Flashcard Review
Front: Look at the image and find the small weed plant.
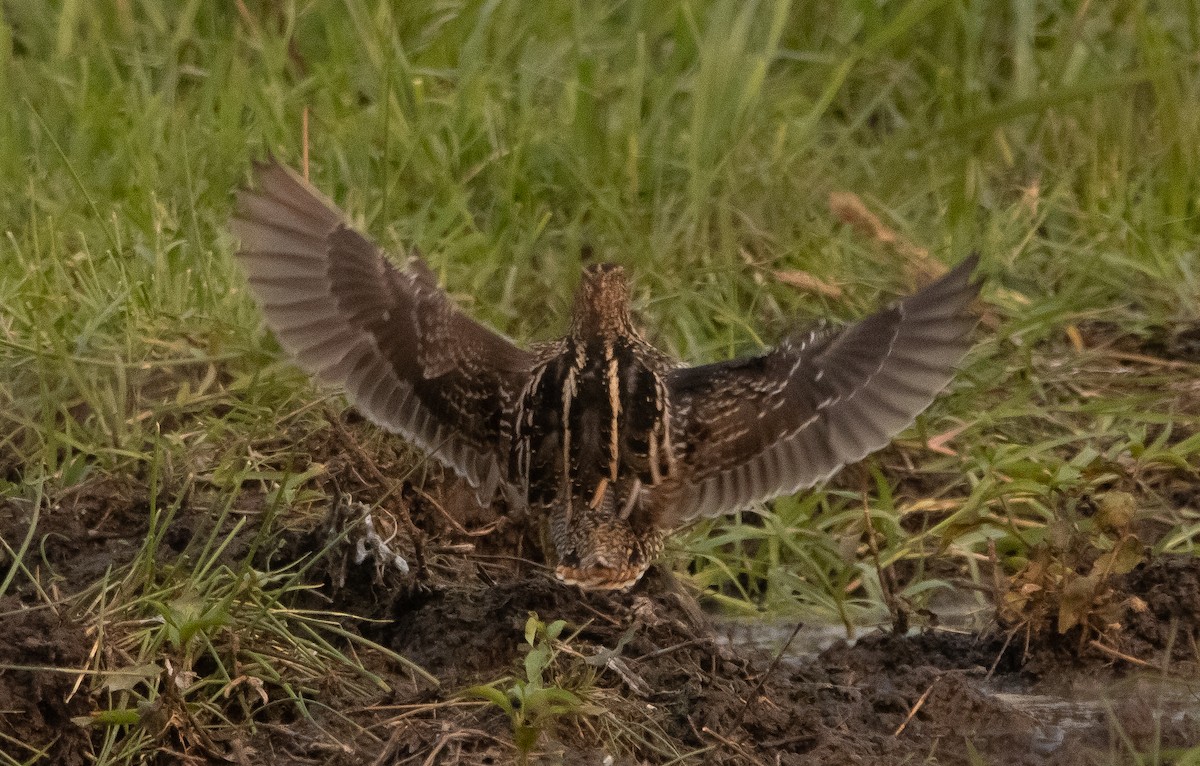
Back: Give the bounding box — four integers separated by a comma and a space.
465, 613, 597, 761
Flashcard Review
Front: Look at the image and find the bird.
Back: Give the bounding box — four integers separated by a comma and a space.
232, 158, 981, 591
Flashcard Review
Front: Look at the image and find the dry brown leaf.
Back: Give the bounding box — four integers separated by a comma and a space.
1089, 535, 1144, 578
773, 269, 844, 298
828, 191, 943, 279
829, 191, 895, 243
925, 422, 970, 456
1020, 178, 1041, 215
1096, 491, 1136, 533
1065, 324, 1085, 353
897, 498, 962, 515
1057, 574, 1098, 633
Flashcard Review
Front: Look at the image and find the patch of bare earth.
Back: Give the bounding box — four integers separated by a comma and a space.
3, 459, 1200, 764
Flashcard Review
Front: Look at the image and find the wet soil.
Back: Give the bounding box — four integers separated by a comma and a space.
3, 472, 1200, 765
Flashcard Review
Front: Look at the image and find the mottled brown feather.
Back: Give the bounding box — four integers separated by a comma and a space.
649, 254, 980, 524
232, 159, 533, 500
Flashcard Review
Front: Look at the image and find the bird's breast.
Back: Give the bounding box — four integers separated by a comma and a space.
513, 337, 672, 512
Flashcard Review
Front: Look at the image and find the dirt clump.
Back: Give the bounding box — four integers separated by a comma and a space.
0, 607, 93, 765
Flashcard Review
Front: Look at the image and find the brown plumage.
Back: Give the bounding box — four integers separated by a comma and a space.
232, 159, 981, 590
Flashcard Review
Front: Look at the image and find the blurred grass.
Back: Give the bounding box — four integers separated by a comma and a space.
3, 0, 1199, 630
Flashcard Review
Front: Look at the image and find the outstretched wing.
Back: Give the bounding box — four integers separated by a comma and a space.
232, 158, 534, 499
650, 255, 980, 525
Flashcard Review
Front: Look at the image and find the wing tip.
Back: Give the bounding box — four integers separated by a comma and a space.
955, 251, 984, 296
234, 154, 345, 229
923, 251, 983, 300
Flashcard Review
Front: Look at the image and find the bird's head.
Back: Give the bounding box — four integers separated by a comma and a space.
570, 263, 635, 340
548, 483, 663, 591
552, 517, 659, 591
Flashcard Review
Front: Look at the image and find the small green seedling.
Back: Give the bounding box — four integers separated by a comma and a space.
464, 613, 594, 761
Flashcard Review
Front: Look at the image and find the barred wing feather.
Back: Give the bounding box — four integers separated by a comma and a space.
232, 159, 533, 500
654, 255, 980, 525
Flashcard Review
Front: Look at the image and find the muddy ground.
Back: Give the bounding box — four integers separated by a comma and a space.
2, 460, 1200, 765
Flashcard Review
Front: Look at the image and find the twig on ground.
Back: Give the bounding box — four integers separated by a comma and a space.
893, 677, 938, 736
701, 725, 769, 766
1088, 639, 1153, 667
724, 621, 804, 738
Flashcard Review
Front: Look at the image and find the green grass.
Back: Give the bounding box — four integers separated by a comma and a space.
2, 0, 1200, 762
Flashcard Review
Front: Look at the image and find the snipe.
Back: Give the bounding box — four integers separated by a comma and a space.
233, 159, 981, 590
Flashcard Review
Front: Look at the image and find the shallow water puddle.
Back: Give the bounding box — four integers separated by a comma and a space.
989, 674, 1200, 755
716, 588, 993, 656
